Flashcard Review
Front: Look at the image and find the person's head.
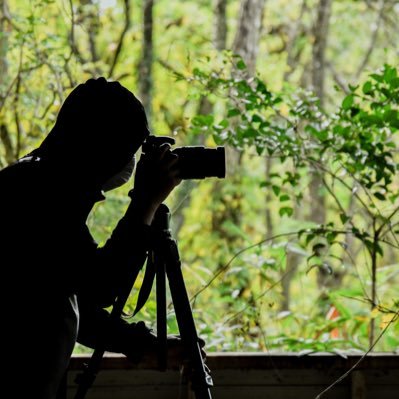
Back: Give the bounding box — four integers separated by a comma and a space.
38, 77, 150, 189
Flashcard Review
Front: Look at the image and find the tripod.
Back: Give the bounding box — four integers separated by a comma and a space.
74, 204, 213, 399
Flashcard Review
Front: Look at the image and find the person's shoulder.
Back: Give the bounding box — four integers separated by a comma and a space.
0, 161, 23, 186
1, 156, 35, 175
0, 155, 43, 196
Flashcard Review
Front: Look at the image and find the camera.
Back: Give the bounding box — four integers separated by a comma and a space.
141, 135, 226, 180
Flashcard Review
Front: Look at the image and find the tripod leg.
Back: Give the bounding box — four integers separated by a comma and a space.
156, 252, 168, 370
165, 242, 213, 399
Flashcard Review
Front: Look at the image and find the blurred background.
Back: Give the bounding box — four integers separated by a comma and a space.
0, 0, 398, 353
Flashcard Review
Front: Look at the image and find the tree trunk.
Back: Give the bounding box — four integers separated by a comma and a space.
278, 0, 332, 309
0, 0, 14, 166
213, 0, 265, 230
227, 0, 265, 174
311, 0, 339, 300
211, 0, 265, 243
309, 0, 331, 227
275, 2, 311, 310
212, 0, 266, 306
173, 0, 227, 238
228, 0, 265, 174
311, 0, 332, 107
139, 0, 154, 126
232, 0, 265, 75
214, 0, 227, 51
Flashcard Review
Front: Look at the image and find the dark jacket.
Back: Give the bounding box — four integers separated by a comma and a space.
1, 155, 150, 399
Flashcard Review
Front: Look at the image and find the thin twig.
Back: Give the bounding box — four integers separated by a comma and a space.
190, 231, 302, 301
190, 228, 352, 302
315, 310, 399, 399
377, 205, 399, 236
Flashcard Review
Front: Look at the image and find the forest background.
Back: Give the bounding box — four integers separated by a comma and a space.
0, 0, 398, 354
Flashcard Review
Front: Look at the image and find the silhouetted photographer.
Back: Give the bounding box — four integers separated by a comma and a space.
0, 77, 223, 399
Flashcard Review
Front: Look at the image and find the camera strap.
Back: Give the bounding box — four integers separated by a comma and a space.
132, 251, 156, 316
131, 225, 173, 316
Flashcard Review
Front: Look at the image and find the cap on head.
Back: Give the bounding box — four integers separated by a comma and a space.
40, 77, 150, 183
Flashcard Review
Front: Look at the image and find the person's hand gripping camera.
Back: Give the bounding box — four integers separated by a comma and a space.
128, 142, 182, 226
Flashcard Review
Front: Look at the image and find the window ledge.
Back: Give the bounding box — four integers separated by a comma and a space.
66, 352, 399, 399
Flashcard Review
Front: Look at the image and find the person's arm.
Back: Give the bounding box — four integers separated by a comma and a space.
77, 143, 182, 307
76, 143, 183, 358
77, 299, 158, 362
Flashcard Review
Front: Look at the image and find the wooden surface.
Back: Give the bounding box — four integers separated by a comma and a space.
65, 352, 399, 399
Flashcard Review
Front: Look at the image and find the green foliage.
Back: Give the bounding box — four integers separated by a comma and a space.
1, 0, 398, 354
182, 58, 399, 351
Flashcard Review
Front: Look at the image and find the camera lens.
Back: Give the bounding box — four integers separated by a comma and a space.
173, 146, 226, 180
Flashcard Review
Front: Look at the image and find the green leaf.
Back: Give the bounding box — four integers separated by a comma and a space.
326, 231, 338, 244
191, 114, 214, 126
272, 185, 281, 196
279, 207, 293, 217
342, 94, 354, 110
383, 65, 397, 83
305, 233, 315, 245
389, 77, 399, 88
348, 84, 359, 92
373, 192, 386, 201
383, 109, 399, 126
375, 243, 384, 257
339, 213, 350, 224
255, 144, 263, 155
305, 125, 328, 141
312, 243, 326, 253
362, 81, 372, 95
227, 108, 241, 118
236, 59, 247, 70
252, 114, 264, 123
279, 194, 290, 202
370, 73, 383, 83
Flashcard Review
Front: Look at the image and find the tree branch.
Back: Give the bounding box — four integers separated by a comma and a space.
355, 0, 385, 78
326, 60, 350, 94
108, 0, 131, 78
0, 123, 14, 164
68, 0, 86, 65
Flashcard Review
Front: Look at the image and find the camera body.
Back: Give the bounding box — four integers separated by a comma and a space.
141, 136, 226, 180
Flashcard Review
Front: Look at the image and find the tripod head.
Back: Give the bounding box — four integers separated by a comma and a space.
152, 204, 171, 231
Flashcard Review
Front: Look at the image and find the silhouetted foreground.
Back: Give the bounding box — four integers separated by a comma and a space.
0, 77, 183, 398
